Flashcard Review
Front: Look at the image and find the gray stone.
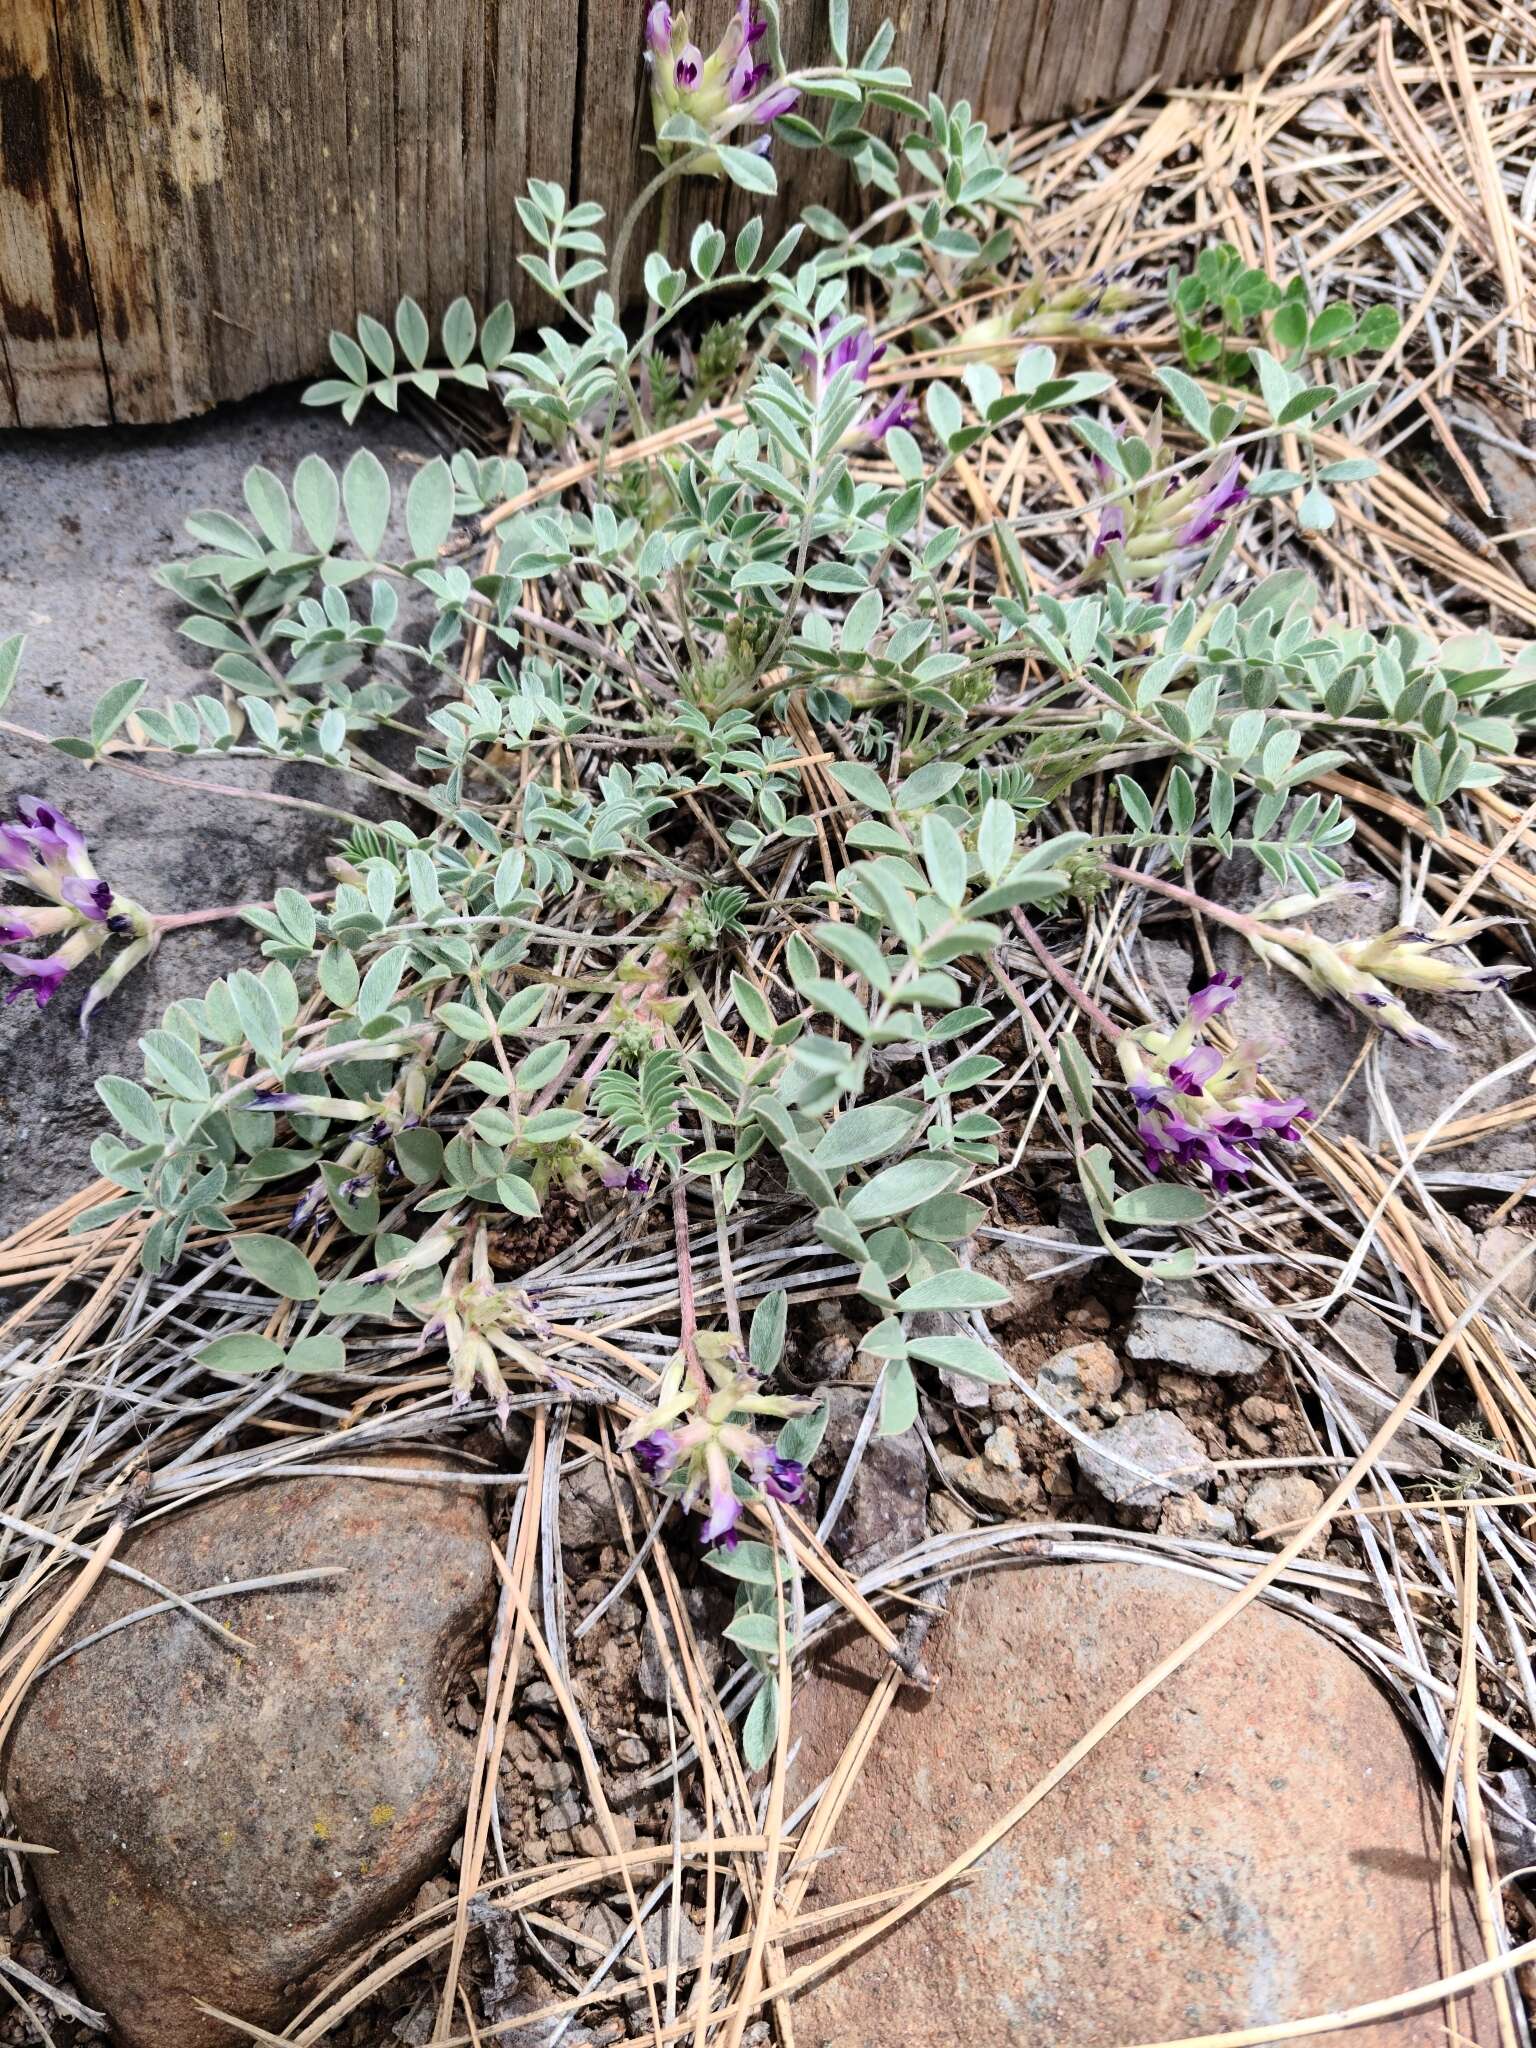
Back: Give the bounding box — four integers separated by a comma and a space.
908, 1300, 994, 1410
1137, 933, 1195, 1009
1125, 1298, 1270, 1378
558, 1456, 634, 1549
2, 1457, 496, 2048
974, 1226, 1085, 1333
1244, 1472, 1327, 1556
814, 1385, 928, 1570
1487, 1767, 1536, 1877
1452, 397, 1536, 587
1327, 1299, 1400, 1380
1211, 843, 1536, 1180
1476, 1223, 1536, 1307
1320, 1306, 1436, 1472
0, 392, 437, 1235
1078, 1411, 1212, 1508
1158, 1491, 1240, 1542
936, 1437, 1042, 1519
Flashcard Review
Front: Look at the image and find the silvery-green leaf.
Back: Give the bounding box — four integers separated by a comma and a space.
232, 1234, 320, 1301
343, 448, 391, 559
200, 1334, 286, 1374
750, 1287, 788, 1374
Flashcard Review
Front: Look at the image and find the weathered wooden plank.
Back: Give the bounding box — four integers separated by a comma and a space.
0, 4, 109, 426
0, 0, 1319, 428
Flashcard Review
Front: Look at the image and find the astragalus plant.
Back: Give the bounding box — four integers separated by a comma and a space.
2, 0, 1524, 1760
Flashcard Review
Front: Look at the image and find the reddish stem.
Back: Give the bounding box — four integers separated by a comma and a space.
1011, 910, 1121, 1039
153, 887, 333, 933
1104, 862, 1265, 939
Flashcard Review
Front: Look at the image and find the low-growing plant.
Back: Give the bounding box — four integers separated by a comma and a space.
1, 0, 1523, 1764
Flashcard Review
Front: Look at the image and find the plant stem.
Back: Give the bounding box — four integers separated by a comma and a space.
153, 887, 334, 933
1104, 861, 1268, 940
0, 720, 379, 832
1011, 910, 1121, 1038
671, 1166, 705, 1388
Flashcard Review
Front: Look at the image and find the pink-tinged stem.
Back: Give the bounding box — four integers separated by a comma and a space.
1105, 862, 1266, 938
671, 1167, 707, 1390
1012, 910, 1121, 1039
153, 887, 334, 932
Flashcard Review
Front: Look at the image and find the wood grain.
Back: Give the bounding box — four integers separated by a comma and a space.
0, 0, 1318, 427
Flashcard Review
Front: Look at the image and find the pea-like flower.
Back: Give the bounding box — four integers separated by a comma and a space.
956, 269, 1140, 365
645, 0, 798, 172
622, 1332, 810, 1546
0, 796, 155, 1023
1118, 973, 1310, 1192
1085, 413, 1247, 587
805, 317, 917, 446
1246, 913, 1513, 1053
374, 1223, 547, 1422
274, 1058, 432, 1231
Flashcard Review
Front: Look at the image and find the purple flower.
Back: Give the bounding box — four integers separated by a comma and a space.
760, 1451, 806, 1503
1176, 460, 1246, 548
823, 321, 884, 382
1242, 1094, 1311, 1142
807, 318, 916, 446
1092, 505, 1126, 557
1166, 1043, 1224, 1095
0, 904, 73, 943
702, 1495, 742, 1545
634, 1429, 680, 1478
749, 83, 798, 121
601, 1159, 652, 1194
646, 0, 673, 49
253, 1088, 310, 1111
1, 798, 103, 895
0, 950, 70, 1007
862, 388, 917, 443
1188, 971, 1241, 1022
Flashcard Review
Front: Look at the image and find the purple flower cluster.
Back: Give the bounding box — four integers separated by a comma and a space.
1088, 431, 1249, 588
645, 1, 798, 163
637, 1424, 806, 1547
1118, 973, 1311, 1194
622, 1340, 810, 1547
0, 795, 149, 1016
960, 268, 1141, 362
807, 318, 918, 445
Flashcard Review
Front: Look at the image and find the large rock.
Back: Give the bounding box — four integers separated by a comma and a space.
789, 1563, 1496, 2047
1209, 847, 1536, 1180
0, 394, 437, 1236
4, 1458, 496, 2048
